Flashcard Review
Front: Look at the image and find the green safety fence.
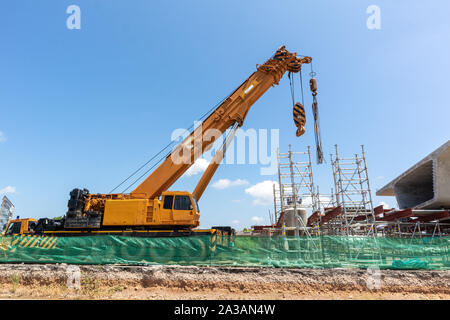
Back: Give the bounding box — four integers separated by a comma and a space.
0, 234, 448, 270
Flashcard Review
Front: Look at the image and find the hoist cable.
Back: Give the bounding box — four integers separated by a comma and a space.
299, 69, 305, 106
122, 121, 240, 194
312, 95, 324, 164
109, 140, 175, 193
288, 72, 295, 106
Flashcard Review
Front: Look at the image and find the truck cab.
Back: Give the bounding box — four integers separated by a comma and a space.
3, 218, 37, 236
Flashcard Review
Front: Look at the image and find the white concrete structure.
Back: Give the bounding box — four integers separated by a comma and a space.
377, 140, 450, 210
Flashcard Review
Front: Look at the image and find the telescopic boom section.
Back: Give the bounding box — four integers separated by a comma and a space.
131, 46, 312, 199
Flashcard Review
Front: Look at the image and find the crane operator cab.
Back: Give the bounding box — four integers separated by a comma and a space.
157, 191, 201, 228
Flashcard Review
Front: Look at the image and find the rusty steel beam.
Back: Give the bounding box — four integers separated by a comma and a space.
377, 208, 413, 222
414, 210, 449, 223
321, 206, 342, 225
307, 211, 322, 227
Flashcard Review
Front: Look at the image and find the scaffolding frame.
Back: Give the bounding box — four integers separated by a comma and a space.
273, 145, 317, 237
376, 219, 450, 239
269, 144, 449, 243
329, 144, 377, 237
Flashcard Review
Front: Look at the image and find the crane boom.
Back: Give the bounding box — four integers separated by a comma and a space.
61, 46, 312, 230
132, 46, 311, 199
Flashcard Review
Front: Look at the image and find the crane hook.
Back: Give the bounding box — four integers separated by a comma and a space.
293, 102, 306, 137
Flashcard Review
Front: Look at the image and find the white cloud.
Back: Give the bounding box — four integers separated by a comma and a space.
231, 220, 240, 225
184, 158, 209, 176
300, 195, 332, 207
245, 181, 332, 208
245, 180, 278, 206
212, 178, 249, 189
0, 186, 16, 194
0, 131, 6, 143
251, 216, 264, 224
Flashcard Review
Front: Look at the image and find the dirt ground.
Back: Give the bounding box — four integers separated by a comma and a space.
0, 264, 448, 300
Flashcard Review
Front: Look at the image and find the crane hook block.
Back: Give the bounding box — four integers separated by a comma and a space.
293, 102, 306, 137
309, 78, 317, 93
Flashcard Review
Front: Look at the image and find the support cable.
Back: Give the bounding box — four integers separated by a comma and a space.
309, 63, 324, 164
109, 90, 234, 194
288, 72, 295, 106
299, 69, 305, 106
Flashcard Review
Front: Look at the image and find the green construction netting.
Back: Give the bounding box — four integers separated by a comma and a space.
0, 234, 448, 270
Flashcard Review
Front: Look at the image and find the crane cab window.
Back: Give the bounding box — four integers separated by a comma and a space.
174, 196, 192, 210
193, 197, 200, 212
28, 221, 36, 232
163, 195, 174, 210
5, 222, 21, 235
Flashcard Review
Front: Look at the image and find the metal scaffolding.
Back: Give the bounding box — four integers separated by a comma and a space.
373, 205, 450, 239
266, 144, 449, 241
272, 145, 316, 236
329, 145, 377, 236
308, 186, 336, 235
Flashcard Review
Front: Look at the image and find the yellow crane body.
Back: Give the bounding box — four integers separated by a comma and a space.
101, 191, 199, 228
61, 46, 311, 231
6, 46, 313, 236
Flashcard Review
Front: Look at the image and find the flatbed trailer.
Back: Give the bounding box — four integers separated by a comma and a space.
38, 228, 215, 237
3, 218, 234, 240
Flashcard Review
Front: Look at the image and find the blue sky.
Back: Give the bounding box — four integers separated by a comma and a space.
1, 1, 449, 229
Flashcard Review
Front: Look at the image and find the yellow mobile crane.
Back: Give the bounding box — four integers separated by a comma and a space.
4, 46, 320, 237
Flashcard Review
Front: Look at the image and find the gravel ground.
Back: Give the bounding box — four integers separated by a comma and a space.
0, 264, 448, 300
